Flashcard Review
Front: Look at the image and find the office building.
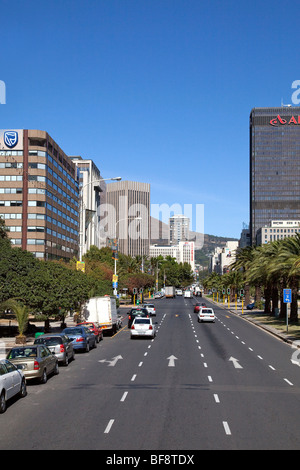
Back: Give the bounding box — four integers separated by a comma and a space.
106, 180, 150, 257
149, 241, 195, 270
250, 107, 300, 244
0, 129, 79, 260
256, 220, 300, 245
209, 240, 239, 274
70, 156, 106, 257
169, 214, 190, 244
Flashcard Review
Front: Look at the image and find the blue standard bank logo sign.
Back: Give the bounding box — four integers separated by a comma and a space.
4, 131, 18, 148
0, 130, 23, 151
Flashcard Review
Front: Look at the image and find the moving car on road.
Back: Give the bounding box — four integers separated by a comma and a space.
143, 303, 156, 316
197, 307, 215, 323
0, 359, 27, 413
7, 345, 59, 384
130, 317, 156, 339
34, 333, 75, 366
127, 308, 149, 328
194, 302, 206, 313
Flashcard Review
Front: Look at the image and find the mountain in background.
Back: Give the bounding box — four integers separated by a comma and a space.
150, 216, 238, 269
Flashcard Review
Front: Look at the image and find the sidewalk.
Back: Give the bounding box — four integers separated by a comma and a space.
0, 315, 77, 357
206, 297, 300, 348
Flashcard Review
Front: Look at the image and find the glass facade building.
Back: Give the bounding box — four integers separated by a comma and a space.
250, 107, 300, 244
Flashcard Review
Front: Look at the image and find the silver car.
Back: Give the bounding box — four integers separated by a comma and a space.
7, 345, 59, 384
143, 303, 156, 316
34, 333, 75, 366
0, 359, 27, 413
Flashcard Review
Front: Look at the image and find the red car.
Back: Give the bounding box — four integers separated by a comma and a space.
77, 322, 103, 342
194, 303, 206, 313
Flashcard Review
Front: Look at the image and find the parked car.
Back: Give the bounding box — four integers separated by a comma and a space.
117, 314, 123, 329
197, 307, 215, 323
34, 333, 75, 366
0, 359, 27, 413
246, 302, 255, 310
143, 303, 156, 316
62, 326, 97, 352
77, 322, 103, 342
130, 317, 156, 339
7, 345, 59, 384
127, 308, 149, 328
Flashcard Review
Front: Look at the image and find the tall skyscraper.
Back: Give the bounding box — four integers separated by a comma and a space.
106, 180, 150, 257
250, 107, 300, 244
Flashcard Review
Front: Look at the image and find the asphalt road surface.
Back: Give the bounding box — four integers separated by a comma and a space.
1, 295, 300, 451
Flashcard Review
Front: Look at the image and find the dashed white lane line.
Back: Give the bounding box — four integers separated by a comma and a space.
223, 421, 232, 435
104, 419, 114, 433
214, 394, 220, 403
131, 374, 137, 381
120, 392, 128, 402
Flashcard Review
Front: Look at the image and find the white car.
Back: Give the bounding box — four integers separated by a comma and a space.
197, 307, 215, 323
176, 289, 183, 296
130, 317, 156, 339
0, 359, 27, 413
143, 303, 156, 316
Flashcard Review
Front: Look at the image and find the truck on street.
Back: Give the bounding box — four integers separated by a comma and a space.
81, 296, 118, 335
165, 286, 176, 298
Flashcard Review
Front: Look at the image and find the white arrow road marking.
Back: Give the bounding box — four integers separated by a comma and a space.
99, 355, 123, 366
167, 355, 178, 367
229, 356, 243, 369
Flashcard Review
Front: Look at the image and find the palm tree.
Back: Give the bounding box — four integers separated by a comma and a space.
0, 299, 29, 344
231, 245, 258, 305
275, 234, 300, 322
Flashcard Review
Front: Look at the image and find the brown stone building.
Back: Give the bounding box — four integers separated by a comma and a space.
0, 129, 79, 260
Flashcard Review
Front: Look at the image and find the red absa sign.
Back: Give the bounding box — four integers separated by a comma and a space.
269, 115, 300, 126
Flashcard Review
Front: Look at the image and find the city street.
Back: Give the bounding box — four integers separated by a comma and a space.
1, 296, 300, 451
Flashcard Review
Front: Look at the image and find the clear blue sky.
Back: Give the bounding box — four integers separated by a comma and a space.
1, 0, 299, 239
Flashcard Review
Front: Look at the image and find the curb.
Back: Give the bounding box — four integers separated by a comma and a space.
203, 297, 300, 349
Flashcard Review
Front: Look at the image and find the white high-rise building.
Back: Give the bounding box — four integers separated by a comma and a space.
169, 214, 190, 244
70, 156, 106, 258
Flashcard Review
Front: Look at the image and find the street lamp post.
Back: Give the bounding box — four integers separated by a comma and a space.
79, 176, 121, 262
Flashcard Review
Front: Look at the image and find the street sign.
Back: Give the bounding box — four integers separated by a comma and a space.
283, 288, 292, 303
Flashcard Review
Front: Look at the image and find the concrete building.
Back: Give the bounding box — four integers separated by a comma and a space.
106, 180, 150, 257
149, 241, 195, 270
70, 156, 106, 258
0, 129, 79, 260
256, 220, 300, 245
169, 214, 190, 244
210, 240, 239, 274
